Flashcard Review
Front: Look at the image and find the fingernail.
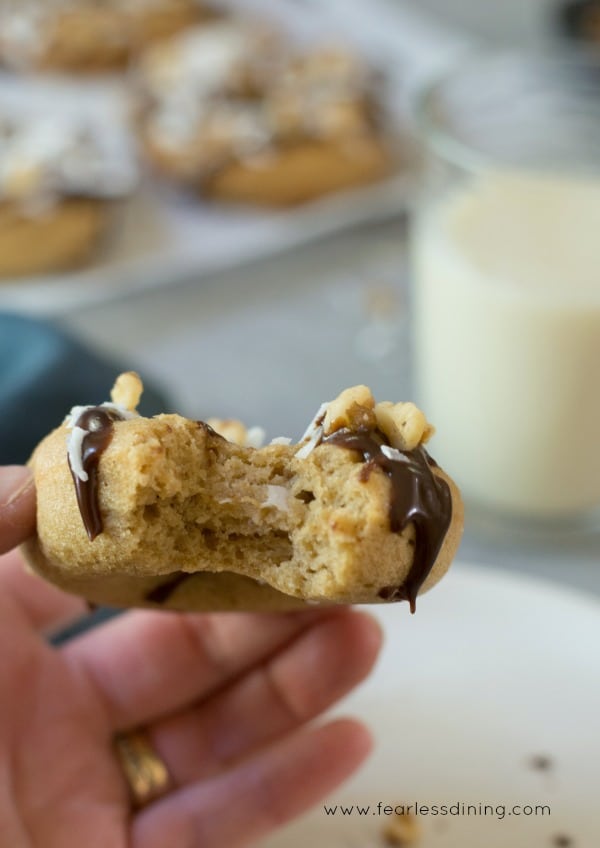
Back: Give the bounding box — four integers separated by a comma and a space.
0, 466, 33, 508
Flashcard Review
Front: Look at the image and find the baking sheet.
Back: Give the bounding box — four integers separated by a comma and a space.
0, 0, 466, 316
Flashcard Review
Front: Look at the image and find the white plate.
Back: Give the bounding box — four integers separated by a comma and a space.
265, 563, 600, 847
0, 0, 468, 317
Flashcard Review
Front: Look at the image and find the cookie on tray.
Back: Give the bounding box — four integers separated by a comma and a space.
0, 115, 136, 277
134, 21, 395, 206
0, 0, 217, 74
22, 373, 463, 612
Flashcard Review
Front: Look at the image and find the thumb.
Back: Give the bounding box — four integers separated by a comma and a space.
0, 467, 36, 554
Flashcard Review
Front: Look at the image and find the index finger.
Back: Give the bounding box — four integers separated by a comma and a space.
0, 466, 88, 632
0, 548, 88, 633
0, 466, 36, 554
63, 607, 348, 731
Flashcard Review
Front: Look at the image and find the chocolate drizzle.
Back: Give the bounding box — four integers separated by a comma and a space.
68, 406, 125, 541
146, 573, 191, 604
322, 427, 452, 612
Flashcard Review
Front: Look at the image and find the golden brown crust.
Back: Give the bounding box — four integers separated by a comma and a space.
21, 541, 310, 612
206, 138, 393, 207
0, 198, 108, 277
142, 134, 392, 207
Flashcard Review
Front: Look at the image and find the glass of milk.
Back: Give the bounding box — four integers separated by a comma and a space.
411, 52, 600, 527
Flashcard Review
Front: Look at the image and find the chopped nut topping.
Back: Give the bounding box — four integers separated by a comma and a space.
323, 385, 375, 435
111, 372, 143, 412
206, 418, 265, 448
375, 401, 434, 451
297, 389, 434, 460
206, 418, 246, 445
207, 418, 248, 445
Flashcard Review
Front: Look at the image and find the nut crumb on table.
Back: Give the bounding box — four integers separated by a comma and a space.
528, 753, 554, 772
382, 811, 421, 846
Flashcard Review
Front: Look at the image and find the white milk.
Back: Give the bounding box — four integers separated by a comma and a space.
412, 171, 600, 518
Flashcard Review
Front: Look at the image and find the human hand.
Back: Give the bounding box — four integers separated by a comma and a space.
0, 466, 382, 848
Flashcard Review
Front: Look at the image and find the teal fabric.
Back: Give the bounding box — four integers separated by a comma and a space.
0, 313, 168, 464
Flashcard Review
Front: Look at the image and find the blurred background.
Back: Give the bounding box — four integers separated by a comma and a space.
1, 0, 600, 598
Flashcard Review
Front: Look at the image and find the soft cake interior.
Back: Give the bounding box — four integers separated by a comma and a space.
33, 414, 419, 603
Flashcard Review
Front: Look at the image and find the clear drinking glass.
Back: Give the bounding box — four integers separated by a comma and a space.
411, 51, 600, 527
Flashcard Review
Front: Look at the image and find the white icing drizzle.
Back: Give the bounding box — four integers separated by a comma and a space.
270, 436, 292, 446
295, 435, 322, 461
64, 402, 138, 482
140, 24, 249, 97
67, 426, 89, 482
380, 444, 410, 463
0, 116, 137, 209
64, 401, 137, 429
296, 401, 329, 460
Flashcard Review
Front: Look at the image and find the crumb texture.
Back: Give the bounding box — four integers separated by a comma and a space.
24, 381, 463, 611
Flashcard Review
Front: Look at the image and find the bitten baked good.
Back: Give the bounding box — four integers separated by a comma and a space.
22, 373, 463, 612
0, 0, 217, 74
134, 22, 394, 206
0, 115, 136, 277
